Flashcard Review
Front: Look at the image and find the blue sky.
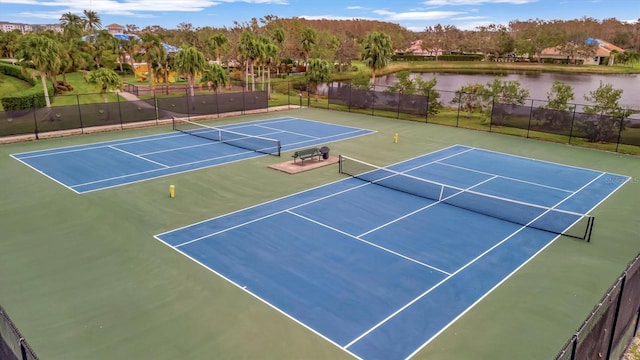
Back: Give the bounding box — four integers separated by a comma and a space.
1, 0, 637, 32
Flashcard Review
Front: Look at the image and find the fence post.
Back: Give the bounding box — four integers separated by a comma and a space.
242, 85, 246, 115
31, 96, 39, 140
568, 105, 577, 144
348, 83, 352, 112
117, 92, 123, 130
371, 85, 375, 116
153, 92, 159, 123
526, 98, 534, 138
396, 90, 401, 120
215, 90, 220, 118
570, 334, 578, 360
455, 92, 461, 127
76, 94, 84, 134
615, 112, 625, 152
425, 91, 430, 123
605, 275, 627, 359
186, 88, 191, 120
489, 96, 495, 132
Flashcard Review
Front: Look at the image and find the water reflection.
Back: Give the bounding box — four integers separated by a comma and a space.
319, 71, 639, 109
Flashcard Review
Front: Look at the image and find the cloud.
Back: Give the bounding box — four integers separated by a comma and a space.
423, 0, 536, 4
2, 0, 288, 15
346, 6, 365, 10
373, 10, 465, 21
299, 14, 371, 21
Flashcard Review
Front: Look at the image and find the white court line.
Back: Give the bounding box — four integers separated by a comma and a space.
255, 124, 321, 139
72, 148, 257, 189
347, 171, 608, 353
109, 145, 170, 168
9, 154, 81, 194
287, 210, 451, 275
154, 144, 467, 237
137, 141, 219, 156
357, 175, 498, 238
434, 161, 575, 193
467, 145, 630, 177
153, 236, 363, 360
168, 145, 473, 247
13, 132, 187, 159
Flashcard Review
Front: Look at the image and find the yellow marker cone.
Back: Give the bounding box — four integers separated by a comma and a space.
169, 185, 175, 198
393, 133, 399, 144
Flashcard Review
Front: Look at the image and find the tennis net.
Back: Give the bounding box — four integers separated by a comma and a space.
338, 155, 594, 241
173, 118, 281, 156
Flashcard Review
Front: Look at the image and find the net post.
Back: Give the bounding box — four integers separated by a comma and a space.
338, 155, 343, 174
172, 116, 176, 130
586, 216, 595, 242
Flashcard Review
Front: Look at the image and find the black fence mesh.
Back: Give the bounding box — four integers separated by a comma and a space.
0, 306, 38, 360
326, 83, 638, 153
555, 252, 640, 360
0, 90, 268, 138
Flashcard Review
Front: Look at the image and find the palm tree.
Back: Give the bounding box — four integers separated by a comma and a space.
305, 58, 331, 102
59, 12, 84, 39
138, 33, 164, 94
270, 28, 285, 76
361, 31, 393, 85
300, 27, 317, 64
237, 30, 260, 91
260, 38, 278, 96
58, 37, 91, 84
16, 34, 61, 108
121, 35, 139, 75
207, 33, 230, 65
92, 30, 117, 68
82, 10, 102, 37
174, 46, 207, 97
85, 67, 122, 103
201, 63, 229, 93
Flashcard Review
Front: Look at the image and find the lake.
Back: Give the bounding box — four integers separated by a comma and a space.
373, 71, 639, 110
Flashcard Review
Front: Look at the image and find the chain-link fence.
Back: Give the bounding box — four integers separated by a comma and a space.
0, 87, 268, 139
555, 252, 640, 360
0, 305, 38, 360
323, 82, 640, 153
2, 80, 639, 155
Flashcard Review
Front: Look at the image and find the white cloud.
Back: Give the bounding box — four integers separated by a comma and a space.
2, 0, 288, 15
373, 10, 465, 21
299, 14, 371, 21
346, 6, 365, 10
423, 0, 536, 5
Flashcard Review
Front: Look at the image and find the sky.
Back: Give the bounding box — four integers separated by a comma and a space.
0, 0, 638, 32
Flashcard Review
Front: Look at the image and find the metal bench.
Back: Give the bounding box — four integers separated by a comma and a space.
291, 147, 321, 164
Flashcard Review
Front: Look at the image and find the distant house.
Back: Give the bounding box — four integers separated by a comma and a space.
0, 21, 33, 33
395, 40, 443, 57
0, 21, 60, 33
539, 38, 624, 65
106, 23, 125, 35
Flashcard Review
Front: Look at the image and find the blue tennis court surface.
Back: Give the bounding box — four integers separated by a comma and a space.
11, 117, 374, 193
156, 145, 629, 360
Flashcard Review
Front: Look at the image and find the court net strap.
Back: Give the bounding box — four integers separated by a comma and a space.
173, 118, 281, 156
338, 155, 594, 241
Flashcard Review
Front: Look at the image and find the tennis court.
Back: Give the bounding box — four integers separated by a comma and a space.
10, 117, 374, 193
156, 144, 628, 360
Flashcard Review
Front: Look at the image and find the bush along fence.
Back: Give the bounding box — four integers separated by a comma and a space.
322, 82, 640, 154
0, 87, 268, 139
0, 305, 38, 360
555, 251, 640, 360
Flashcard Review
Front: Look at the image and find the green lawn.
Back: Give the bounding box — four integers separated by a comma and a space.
0, 75, 31, 111
1, 108, 639, 360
